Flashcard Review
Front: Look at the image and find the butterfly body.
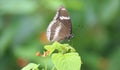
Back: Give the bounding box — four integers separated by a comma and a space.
47, 6, 72, 42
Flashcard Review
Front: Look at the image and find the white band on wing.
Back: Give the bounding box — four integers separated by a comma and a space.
59, 16, 70, 20
52, 24, 62, 41
47, 20, 56, 41
61, 8, 66, 10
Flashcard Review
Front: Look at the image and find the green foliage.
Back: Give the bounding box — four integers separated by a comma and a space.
22, 63, 39, 70
44, 42, 75, 54
45, 42, 81, 70
107, 47, 120, 70
22, 42, 82, 70
52, 53, 81, 70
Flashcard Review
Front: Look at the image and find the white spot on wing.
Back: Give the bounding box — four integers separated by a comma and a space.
47, 20, 56, 41
61, 8, 66, 10
59, 16, 70, 20
52, 24, 62, 41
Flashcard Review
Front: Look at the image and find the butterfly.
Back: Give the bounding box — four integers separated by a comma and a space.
46, 6, 73, 42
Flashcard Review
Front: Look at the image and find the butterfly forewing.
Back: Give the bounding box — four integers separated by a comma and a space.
47, 6, 72, 42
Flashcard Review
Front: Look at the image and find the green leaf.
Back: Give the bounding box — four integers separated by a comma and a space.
44, 45, 55, 55
52, 53, 81, 70
52, 42, 69, 53
44, 42, 76, 55
21, 63, 39, 70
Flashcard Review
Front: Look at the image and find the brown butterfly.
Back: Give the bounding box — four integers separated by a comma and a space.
46, 6, 73, 42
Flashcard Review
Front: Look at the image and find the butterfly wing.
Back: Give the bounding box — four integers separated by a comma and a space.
46, 6, 72, 42
57, 20, 72, 41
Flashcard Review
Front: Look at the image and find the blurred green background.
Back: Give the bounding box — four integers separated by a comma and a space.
0, 0, 120, 70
